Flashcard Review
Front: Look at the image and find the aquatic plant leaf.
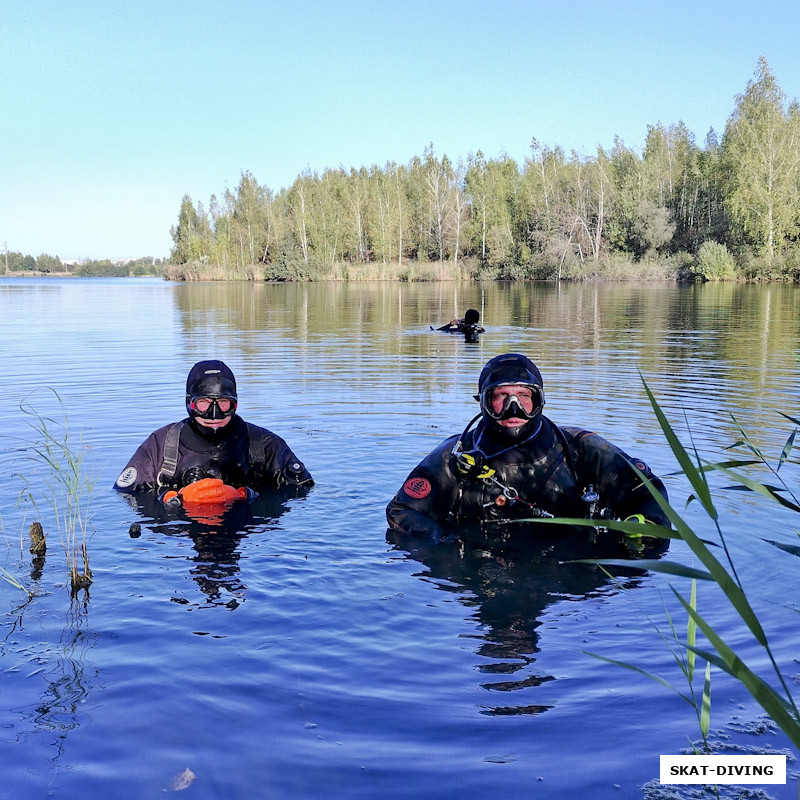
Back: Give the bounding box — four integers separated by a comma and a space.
640, 372, 717, 520
1, 566, 26, 592
571, 559, 713, 581
673, 589, 800, 750
778, 429, 796, 472
777, 411, 800, 427
720, 483, 787, 492
519, 517, 678, 539
761, 537, 800, 557
668, 458, 760, 474
689, 643, 800, 737
729, 414, 764, 460
687, 580, 697, 682
725, 440, 748, 451
703, 462, 800, 513
700, 660, 712, 740
169, 767, 197, 791
626, 463, 771, 650
583, 651, 693, 706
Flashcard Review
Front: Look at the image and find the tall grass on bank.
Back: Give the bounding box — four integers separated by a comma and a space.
532, 377, 800, 750
161, 254, 696, 283
17, 392, 95, 595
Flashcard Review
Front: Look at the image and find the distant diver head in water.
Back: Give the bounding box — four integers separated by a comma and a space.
463, 308, 480, 325
462, 309, 482, 343
476, 353, 545, 442
185, 360, 238, 436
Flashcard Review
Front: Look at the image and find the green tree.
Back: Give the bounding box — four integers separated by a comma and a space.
466, 151, 519, 267
286, 174, 313, 267
230, 171, 271, 268
5, 251, 26, 271
170, 195, 213, 264
630, 199, 676, 258
366, 162, 409, 265
721, 57, 800, 259
606, 136, 643, 252
36, 253, 63, 273
419, 144, 458, 261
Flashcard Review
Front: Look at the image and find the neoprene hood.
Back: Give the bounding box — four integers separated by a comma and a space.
186, 360, 237, 402
477, 353, 545, 442
464, 308, 480, 325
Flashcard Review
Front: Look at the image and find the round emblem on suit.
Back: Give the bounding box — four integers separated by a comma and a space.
403, 476, 432, 499
116, 466, 138, 488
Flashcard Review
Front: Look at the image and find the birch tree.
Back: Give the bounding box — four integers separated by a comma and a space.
721, 57, 800, 258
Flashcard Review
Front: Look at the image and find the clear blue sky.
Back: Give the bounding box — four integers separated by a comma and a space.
2, 0, 798, 261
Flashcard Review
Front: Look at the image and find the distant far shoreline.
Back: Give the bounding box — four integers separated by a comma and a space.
4, 251, 800, 283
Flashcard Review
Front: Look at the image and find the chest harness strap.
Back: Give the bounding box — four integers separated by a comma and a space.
157, 421, 184, 488
156, 420, 266, 488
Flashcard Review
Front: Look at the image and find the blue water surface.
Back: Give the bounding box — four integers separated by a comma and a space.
1, 278, 799, 800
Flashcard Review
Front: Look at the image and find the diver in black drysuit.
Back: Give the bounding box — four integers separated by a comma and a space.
113, 359, 312, 499
386, 353, 670, 552
435, 308, 485, 343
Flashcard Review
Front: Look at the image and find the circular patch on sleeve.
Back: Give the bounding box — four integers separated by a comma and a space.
115, 466, 138, 488
403, 476, 432, 499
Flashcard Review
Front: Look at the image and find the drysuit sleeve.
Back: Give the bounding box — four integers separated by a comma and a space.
259, 432, 314, 490
113, 426, 170, 493
386, 437, 462, 540
568, 429, 670, 527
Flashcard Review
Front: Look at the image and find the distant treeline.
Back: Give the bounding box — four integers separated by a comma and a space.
2, 253, 164, 277
166, 58, 800, 283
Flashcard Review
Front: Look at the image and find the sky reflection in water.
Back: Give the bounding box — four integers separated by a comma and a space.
1, 278, 799, 799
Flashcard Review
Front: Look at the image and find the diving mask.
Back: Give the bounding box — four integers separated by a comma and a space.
188, 396, 237, 420
479, 383, 544, 421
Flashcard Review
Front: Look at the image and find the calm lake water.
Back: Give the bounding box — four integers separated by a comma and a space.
1, 277, 799, 800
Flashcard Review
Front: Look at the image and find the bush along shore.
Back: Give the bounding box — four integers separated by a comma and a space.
163, 59, 800, 284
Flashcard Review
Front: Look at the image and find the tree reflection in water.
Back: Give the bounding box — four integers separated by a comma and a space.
387, 523, 650, 716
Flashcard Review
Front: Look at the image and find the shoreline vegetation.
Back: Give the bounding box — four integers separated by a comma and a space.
162, 59, 800, 285
4, 59, 800, 285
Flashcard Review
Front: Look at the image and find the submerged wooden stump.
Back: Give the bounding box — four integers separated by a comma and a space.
28, 521, 46, 555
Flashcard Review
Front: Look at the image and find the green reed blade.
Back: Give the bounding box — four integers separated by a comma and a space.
761, 538, 800, 557
673, 589, 800, 749
524, 517, 678, 539
668, 459, 760, 474
703, 462, 800, 513
700, 660, 711, 741
572, 559, 713, 581
777, 411, 800, 427
640, 372, 717, 520
1, 566, 25, 592
583, 651, 694, 706
778, 429, 796, 472
626, 466, 772, 649
730, 415, 764, 460
687, 579, 697, 682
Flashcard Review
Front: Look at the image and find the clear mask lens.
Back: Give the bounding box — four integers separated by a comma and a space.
482, 384, 542, 420
190, 396, 237, 420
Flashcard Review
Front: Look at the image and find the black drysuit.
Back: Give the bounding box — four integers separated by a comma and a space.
386, 415, 669, 543
113, 414, 312, 495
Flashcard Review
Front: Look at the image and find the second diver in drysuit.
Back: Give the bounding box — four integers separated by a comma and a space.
114, 360, 313, 514
435, 308, 485, 343
386, 353, 670, 551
